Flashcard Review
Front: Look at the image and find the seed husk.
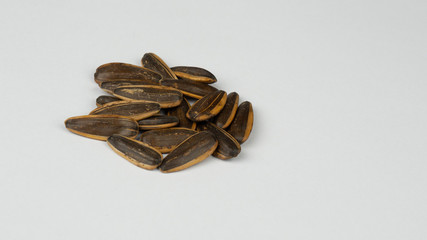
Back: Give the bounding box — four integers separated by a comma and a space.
186, 90, 227, 122
141, 53, 177, 79
138, 115, 179, 130
100, 79, 159, 94
94, 62, 162, 85
159, 131, 218, 173
227, 101, 253, 144
107, 134, 163, 170
64, 115, 139, 141
198, 122, 241, 160
167, 97, 196, 130
170, 66, 217, 84
113, 85, 183, 108
214, 92, 239, 129
96, 95, 122, 107
140, 128, 197, 153
90, 101, 161, 121
160, 79, 218, 99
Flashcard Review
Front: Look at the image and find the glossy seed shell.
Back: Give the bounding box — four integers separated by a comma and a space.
100, 79, 159, 94
141, 53, 177, 79
186, 90, 227, 121
113, 85, 183, 108
140, 128, 197, 153
64, 115, 139, 141
138, 115, 179, 130
159, 131, 218, 173
96, 95, 122, 107
160, 79, 218, 99
214, 92, 239, 129
198, 122, 241, 160
90, 102, 161, 121
94, 62, 162, 84
171, 66, 217, 84
227, 101, 253, 144
107, 134, 163, 170
167, 98, 196, 130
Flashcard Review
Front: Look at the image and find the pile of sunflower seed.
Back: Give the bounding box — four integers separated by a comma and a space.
65, 53, 253, 173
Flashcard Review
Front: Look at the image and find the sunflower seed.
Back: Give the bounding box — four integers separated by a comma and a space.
100, 79, 159, 94
214, 92, 239, 129
141, 53, 177, 79
159, 131, 218, 173
198, 122, 241, 160
227, 101, 253, 144
94, 62, 162, 85
113, 85, 183, 108
90, 102, 161, 121
160, 79, 218, 99
171, 66, 216, 84
140, 128, 197, 153
138, 115, 179, 130
107, 134, 163, 170
64, 115, 139, 141
96, 95, 122, 107
186, 90, 227, 121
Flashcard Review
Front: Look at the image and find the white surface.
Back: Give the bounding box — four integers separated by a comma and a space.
1, 0, 426, 239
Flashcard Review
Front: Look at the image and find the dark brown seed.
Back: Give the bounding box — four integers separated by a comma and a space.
96, 95, 122, 107
227, 101, 253, 144
64, 115, 139, 141
94, 62, 162, 85
167, 98, 196, 130
90, 102, 161, 121
100, 80, 159, 94
141, 53, 177, 79
159, 131, 218, 173
113, 85, 183, 108
170, 66, 217, 84
107, 134, 163, 170
214, 92, 239, 129
138, 115, 179, 130
140, 128, 197, 153
160, 79, 218, 99
198, 122, 241, 160
186, 90, 227, 122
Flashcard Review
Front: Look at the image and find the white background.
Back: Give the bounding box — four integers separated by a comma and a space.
1, 0, 426, 239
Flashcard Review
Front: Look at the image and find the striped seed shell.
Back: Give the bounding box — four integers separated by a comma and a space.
96, 95, 122, 107
107, 134, 163, 170
138, 115, 179, 130
198, 122, 241, 160
227, 101, 253, 144
113, 85, 183, 108
64, 115, 139, 141
186, 90, 227, 122
90, 101, 161, 121
94, 62, 162, 84
170, 66, 217, 84
141, 53, 177, 79
160, 79, 218, 99
159, 131, 218, 173
214, 92, 239, 129
140, 128, 197, 153
100, 79, 159, 94
167, 98, 196, 130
